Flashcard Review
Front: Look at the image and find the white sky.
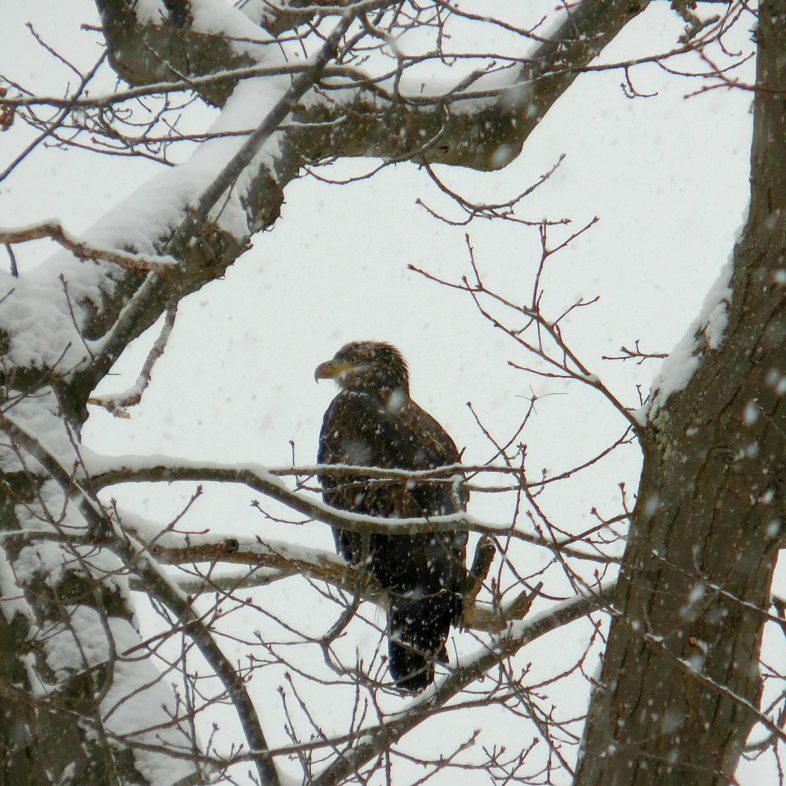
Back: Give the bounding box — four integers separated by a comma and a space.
0, 2, 778, 784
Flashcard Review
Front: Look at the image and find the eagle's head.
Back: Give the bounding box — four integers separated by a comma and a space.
315, 341, 410, 396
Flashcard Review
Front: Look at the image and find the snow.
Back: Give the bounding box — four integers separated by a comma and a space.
119, 503, 348, 569
190, 0, 277, 54
679, 582, 705, 621
103, 528, 217, 784
687, 583, 705, 605
133, 0, 167, 24
641, 495, 660, 519
0, 482, 193, 784
0, 268, 99, 372
77, 72, 288, 251
761, 489, 776, 505
133, 0, 276, 56
661, 707, 683, 733
44, 605, 116, 678
743, 399, 759, 425
647, 260, 734, 419
0, 55, 294, 392
0, 544, 34, 624
765, 368, 786, 397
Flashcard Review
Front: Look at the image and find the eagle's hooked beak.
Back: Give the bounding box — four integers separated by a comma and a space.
314, 359, 353, 382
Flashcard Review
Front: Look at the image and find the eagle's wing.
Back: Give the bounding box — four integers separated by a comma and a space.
319, 390, 465, 510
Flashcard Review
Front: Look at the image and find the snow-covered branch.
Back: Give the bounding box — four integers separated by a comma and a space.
88, 457, 618, 561
120, 524, 540, 632
0, 221, 178, 276
0, 411, 283, 786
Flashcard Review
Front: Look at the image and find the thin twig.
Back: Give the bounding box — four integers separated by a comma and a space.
89, 300, 178, 415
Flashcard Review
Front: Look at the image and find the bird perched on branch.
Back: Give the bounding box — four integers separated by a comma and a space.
315, 340, 468, 692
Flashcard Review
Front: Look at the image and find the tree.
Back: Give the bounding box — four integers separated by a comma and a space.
0, 1, 781, 785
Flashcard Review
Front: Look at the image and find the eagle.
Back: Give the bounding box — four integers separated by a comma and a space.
315, 341, 468, 692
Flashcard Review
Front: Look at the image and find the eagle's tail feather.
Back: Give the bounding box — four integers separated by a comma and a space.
387, 594, 455, 693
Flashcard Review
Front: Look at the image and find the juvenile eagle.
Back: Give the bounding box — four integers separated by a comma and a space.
315, 341, 467, 692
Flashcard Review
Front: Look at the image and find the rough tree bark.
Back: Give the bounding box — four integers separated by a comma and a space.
575, 3, 786, 784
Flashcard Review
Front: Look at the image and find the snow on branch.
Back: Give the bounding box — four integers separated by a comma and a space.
0, 222, 178, 276
1, 411, 282, 786
187, 12, 356, 231
87, 457, 618, 562
118, 516, 540, 632
646, 259, 734, 419
97, 0, 655, 171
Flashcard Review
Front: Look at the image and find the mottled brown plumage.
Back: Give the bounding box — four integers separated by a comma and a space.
316, 341, 468, 692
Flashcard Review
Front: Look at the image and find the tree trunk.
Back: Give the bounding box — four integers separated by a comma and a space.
575, 4, 786, 784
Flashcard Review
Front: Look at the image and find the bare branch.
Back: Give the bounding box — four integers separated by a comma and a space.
89, 300, 178, 415
311, 583, 614, 786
